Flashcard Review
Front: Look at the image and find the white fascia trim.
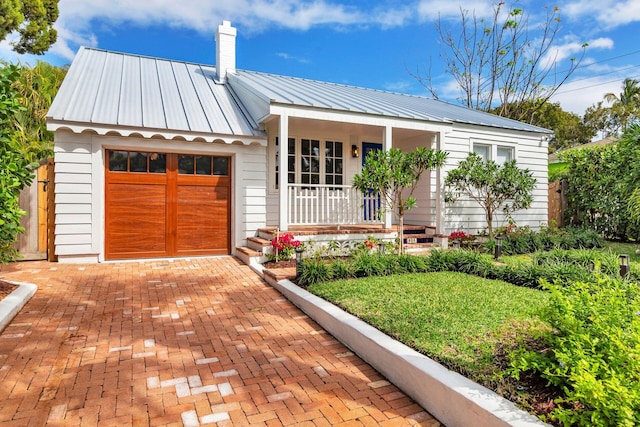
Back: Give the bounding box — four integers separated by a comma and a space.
269, 104, 454, 134
47, 120, 267, 146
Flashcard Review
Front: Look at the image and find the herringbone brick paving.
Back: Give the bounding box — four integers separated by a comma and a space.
0, 257, 440, 426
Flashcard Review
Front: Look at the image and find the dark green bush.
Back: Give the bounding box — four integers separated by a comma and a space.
532, 249, 619, 277
483, 226, 604, 256
297, 257, 331, 287
329, 258, 354, 280
396, 254, 428, 273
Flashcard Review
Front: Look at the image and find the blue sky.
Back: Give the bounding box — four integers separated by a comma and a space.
2, 0, 640, 116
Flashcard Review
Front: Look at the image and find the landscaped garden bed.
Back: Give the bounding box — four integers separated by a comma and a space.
287, 226, 640, 427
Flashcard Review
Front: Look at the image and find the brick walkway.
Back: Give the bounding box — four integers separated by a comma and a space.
0, 257, 440, 426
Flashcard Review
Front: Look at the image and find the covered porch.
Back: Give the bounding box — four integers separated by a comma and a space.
263, 107, 451, 239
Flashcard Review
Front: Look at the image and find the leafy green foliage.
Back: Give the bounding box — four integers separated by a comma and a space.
0, 64, 37, 263
352, 147, 447, 254
0, 0, 58, 55
484, 225, 603, 256
444, 153, 536, 237
10, 61, 66, 162
495, 101, 593, 152
508, 277, 640, 426
561, 126, 640, 240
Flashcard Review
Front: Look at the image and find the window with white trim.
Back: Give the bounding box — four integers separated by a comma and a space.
275, 137, 344, 189
473, 142, 515, 164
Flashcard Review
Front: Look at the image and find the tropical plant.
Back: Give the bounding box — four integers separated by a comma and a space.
444, 153, 536, 237
0, 64, 37, 263
10, 61, 66, 161
352, 147, 447, 254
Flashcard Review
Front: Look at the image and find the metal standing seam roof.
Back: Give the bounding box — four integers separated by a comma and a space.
48, 46, 552, 137
232, 69, 552, 134
47, 47, 262, 138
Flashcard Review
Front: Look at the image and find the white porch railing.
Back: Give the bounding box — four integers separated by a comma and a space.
288, 184, 382, 225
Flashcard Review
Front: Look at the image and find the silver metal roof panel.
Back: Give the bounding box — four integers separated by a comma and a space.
48, 47, 261, 138
233, 69, 551, 133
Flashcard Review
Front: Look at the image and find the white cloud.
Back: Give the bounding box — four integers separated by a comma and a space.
564, 0, 640, 28
276, 52, 310, 64
551, 75, 625, 115
417, 0, 493, 21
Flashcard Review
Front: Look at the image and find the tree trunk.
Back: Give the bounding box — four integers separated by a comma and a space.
398, 215, 404, 255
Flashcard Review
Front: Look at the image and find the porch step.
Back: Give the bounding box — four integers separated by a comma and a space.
247, 236, 271, 252
235, 246, 266, 266
402, 226, 434, 245
403, 242, 438, 254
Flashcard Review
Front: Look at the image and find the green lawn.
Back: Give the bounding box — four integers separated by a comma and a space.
600, 240, 640, 262
308, 272, 549, 384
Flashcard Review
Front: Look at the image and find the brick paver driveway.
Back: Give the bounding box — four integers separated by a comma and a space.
0, 257, 440, 426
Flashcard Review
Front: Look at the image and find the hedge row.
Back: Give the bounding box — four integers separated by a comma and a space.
297, 248, 634, 287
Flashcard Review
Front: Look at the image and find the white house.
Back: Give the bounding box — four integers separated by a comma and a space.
47, 21, 550, 263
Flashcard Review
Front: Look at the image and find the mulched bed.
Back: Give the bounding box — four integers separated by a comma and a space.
262, 259, 297, 269
0, 280, 18, 302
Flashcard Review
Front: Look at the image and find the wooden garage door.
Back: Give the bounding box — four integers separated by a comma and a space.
105, 151, 230, 260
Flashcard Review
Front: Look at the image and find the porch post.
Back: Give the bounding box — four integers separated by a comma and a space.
383, 125, 393, 230
433, 133, 444, 235
279, 113, 289, 230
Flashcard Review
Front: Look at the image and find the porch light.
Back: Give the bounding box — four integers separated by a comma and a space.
295, 247, 304, 278
619, 254, 630, 277
351, 144, 359, 158
494, 237, 502, 260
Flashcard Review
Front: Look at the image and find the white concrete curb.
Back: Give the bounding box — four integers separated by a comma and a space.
268, 277, 548, 427
0, 281, 37, 333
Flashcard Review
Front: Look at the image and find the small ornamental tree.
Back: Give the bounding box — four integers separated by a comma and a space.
445, 153, 535, 237
352, 147, 448, 254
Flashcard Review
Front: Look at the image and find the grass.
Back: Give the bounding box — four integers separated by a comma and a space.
600, 240, 640, 262
308, 272, 549, 384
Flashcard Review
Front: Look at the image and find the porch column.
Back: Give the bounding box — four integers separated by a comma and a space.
433, 133, 444, 235
278, 113, 289, 230
383, 125, 393, 229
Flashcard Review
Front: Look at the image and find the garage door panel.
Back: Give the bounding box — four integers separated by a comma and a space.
105, 151, 230, 260
106, 183, 167, 258
176, 185, 229, 255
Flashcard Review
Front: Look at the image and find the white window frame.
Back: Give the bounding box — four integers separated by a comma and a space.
471, 139, 517, 164
274, 137, 345, 190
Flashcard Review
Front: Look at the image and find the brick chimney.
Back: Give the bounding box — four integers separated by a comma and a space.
215, 20, 237, 83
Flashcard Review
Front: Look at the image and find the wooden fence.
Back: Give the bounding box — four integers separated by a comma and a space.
15, 159, 55, 261
548, 180, 568, 227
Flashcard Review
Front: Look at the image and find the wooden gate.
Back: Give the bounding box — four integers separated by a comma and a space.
15, 159, 56, 261
548, 180, 568, 227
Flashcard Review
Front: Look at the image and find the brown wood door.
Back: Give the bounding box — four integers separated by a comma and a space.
105, 151, 230, 260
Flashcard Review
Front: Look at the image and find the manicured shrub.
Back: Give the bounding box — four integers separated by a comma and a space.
297, 257, 331, 287
508, 277, 640, 426
329, 258, 354, 280
532, 249, 619, 277
396, 254, 428, 273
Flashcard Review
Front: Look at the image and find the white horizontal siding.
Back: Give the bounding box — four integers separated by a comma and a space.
54, 135, 97, 261
442, 126, 548, 235
55, 233, 92, 245
236, 144, 268, 246
55, 163, 92, 174
56, 224, 92, 234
